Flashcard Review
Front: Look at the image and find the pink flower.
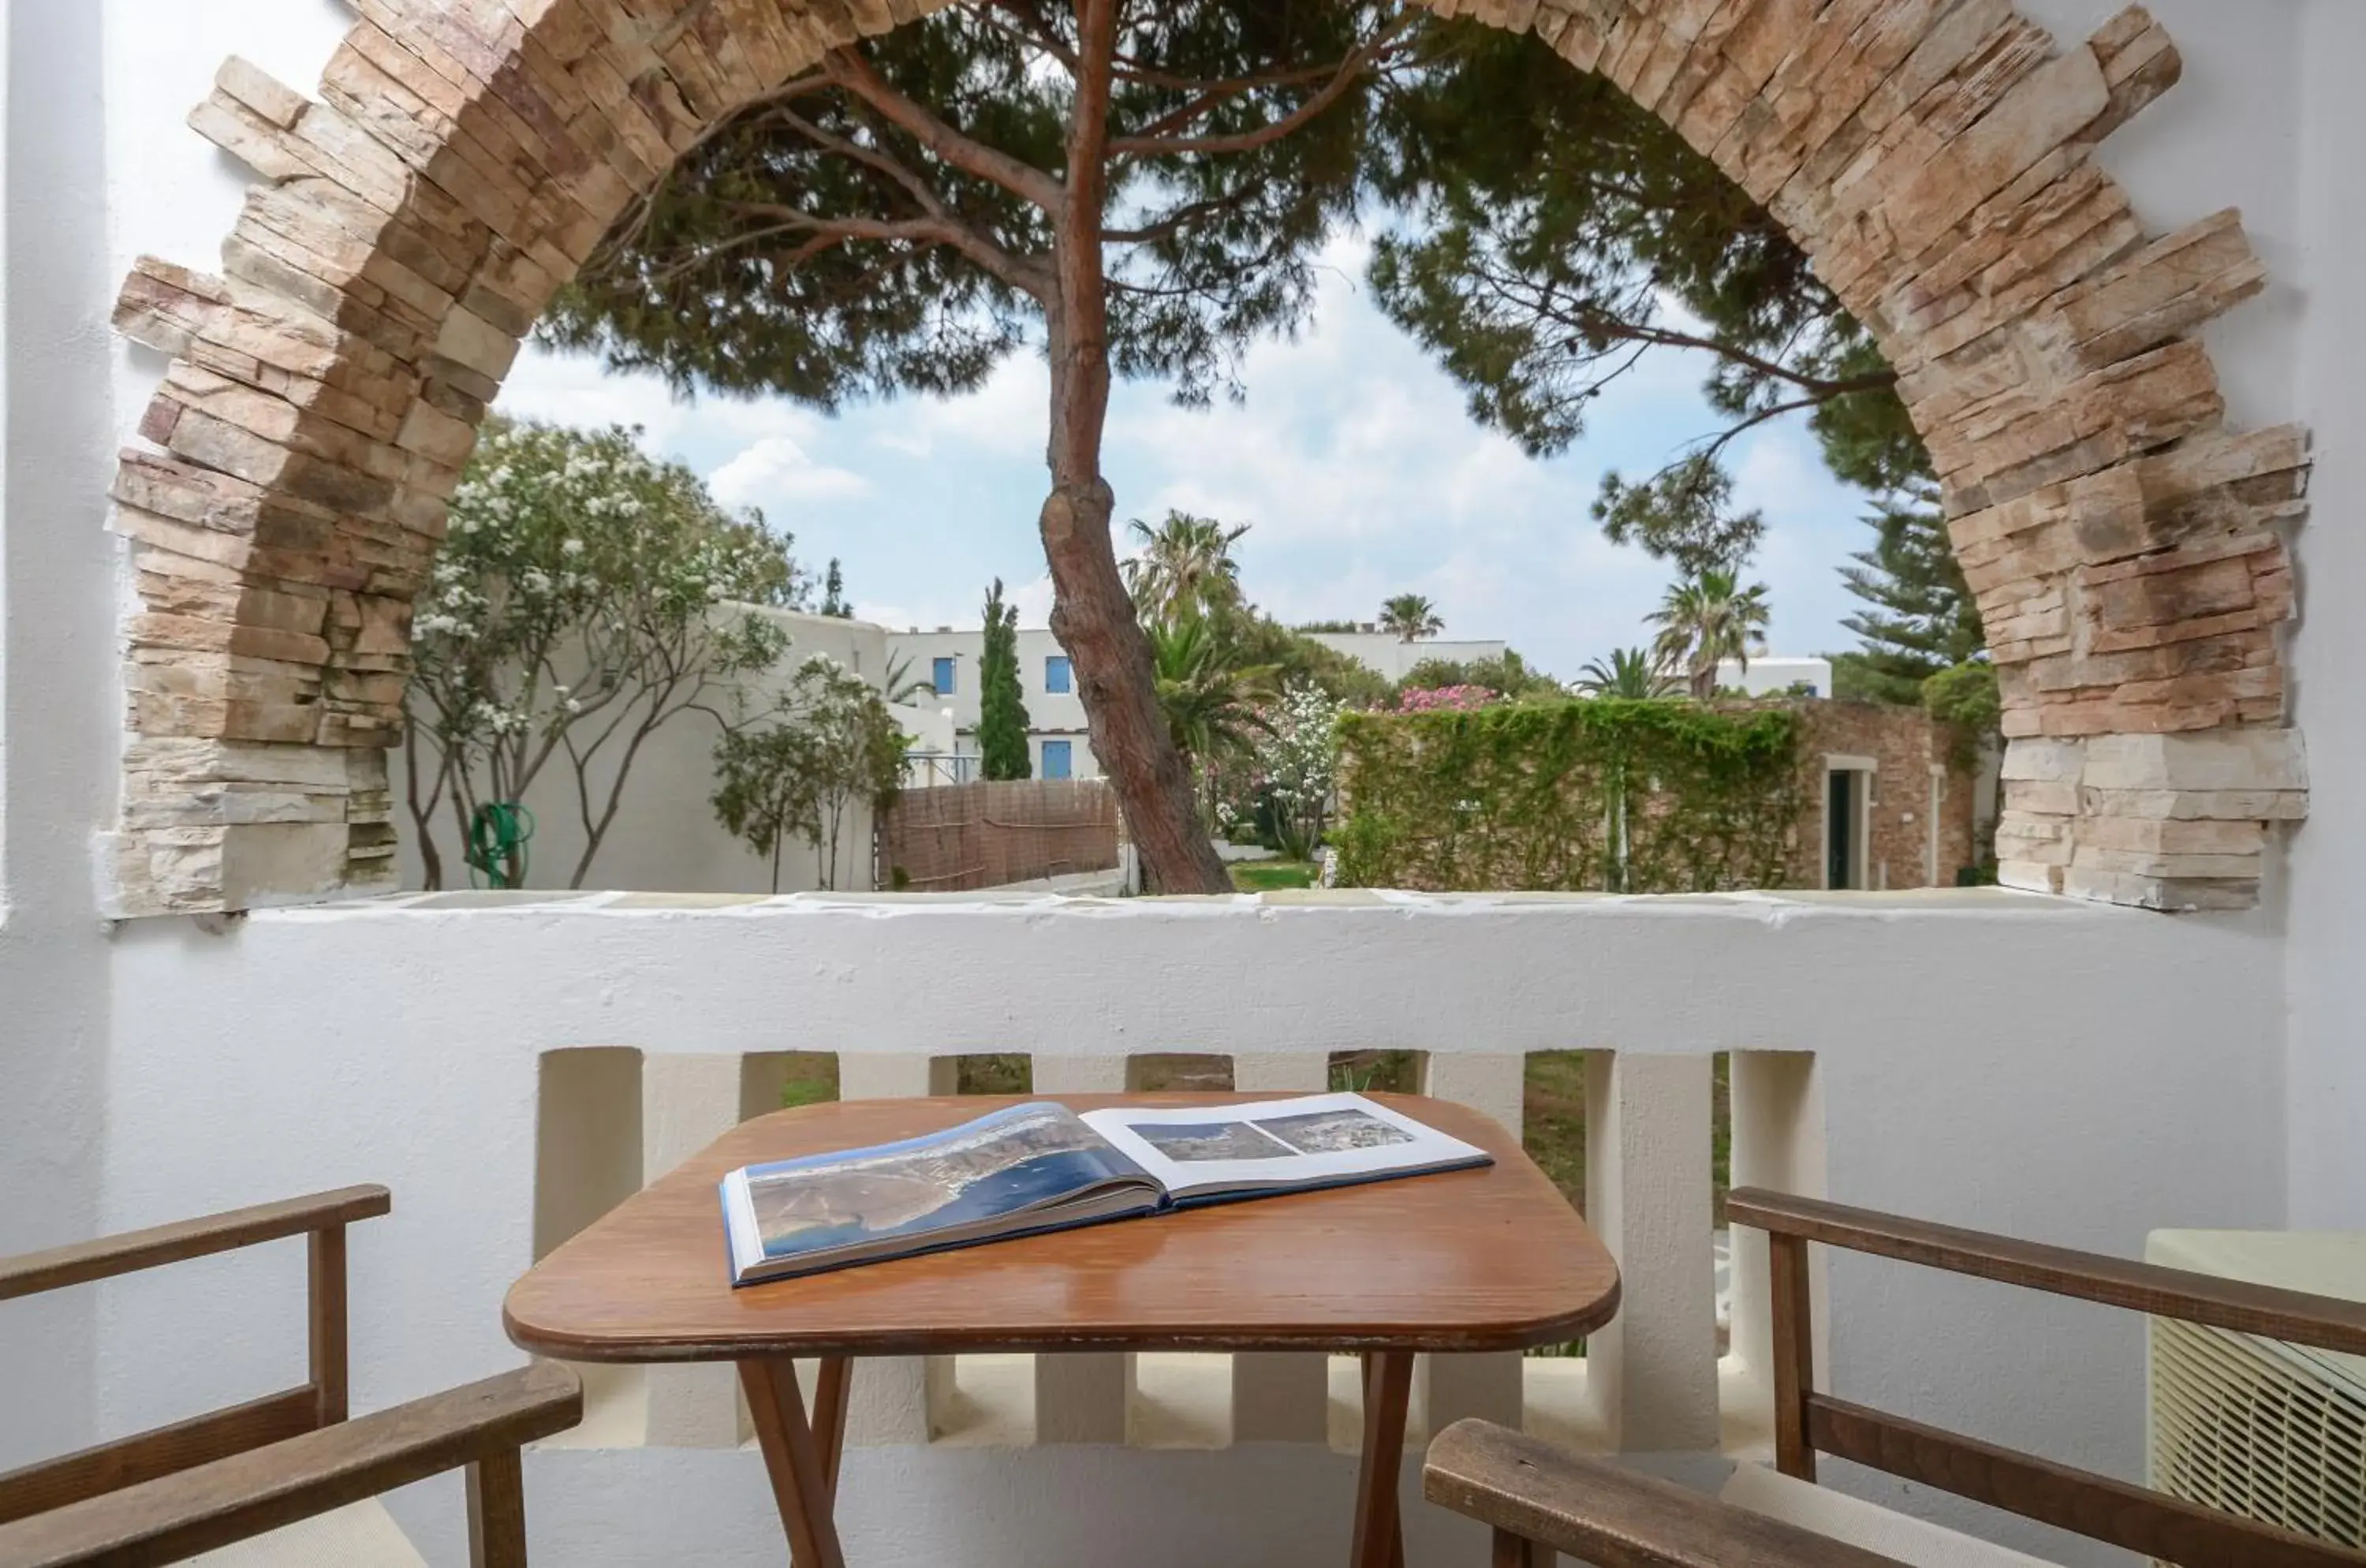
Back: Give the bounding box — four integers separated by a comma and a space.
1395, 685, 1500, 713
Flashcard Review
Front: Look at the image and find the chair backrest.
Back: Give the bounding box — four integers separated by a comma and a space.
1727, 1187, 2366, 1568
0, 1185, 390, 1525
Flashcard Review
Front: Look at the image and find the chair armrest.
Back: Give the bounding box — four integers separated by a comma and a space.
1726, 1188, 2366, 1356
0, 1363, 582, 1568
1423, 1420, 1910, 1568
0, 1187, 391, 1301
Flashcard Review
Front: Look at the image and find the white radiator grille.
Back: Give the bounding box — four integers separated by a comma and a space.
2148, 1316, 2366, 1552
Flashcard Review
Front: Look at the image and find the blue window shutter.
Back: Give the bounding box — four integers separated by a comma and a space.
1041, 741, 1073, 780
1045, 655, 1073, 694
932, 656, 956, 696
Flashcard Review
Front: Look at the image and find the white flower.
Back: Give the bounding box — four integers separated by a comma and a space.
562, 538, 584, 555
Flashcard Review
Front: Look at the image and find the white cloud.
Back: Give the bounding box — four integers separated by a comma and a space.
710, 434, 872, 510
1006, 573, 1057, 626
871, 353, 1051, 460
1726, 423, 1871, 655
495, 344, 786, 457
1732, 431, 1830, 519
853, 573, 1056, 636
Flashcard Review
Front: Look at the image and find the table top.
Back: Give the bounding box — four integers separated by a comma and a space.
504, 1093, 1621, 1362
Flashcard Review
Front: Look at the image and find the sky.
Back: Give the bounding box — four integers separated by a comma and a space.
494, 230, 1875, 681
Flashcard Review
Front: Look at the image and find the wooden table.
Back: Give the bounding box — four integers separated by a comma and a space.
504, 1093, 1621, 1567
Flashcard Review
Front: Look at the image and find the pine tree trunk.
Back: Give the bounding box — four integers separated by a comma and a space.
1036, 0, 1230, 896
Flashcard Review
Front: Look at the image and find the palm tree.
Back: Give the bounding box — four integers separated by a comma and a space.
1378, 593, 1444, 642
1125, 512, 1251, 625
1147, 614, 1278, 816
1577, 647, 1684, 700
880, 651, 938, 706
1647, 569, 1772, 700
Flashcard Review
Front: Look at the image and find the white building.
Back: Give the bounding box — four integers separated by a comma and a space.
886, 625, 1101, 781
1716, 656, 1837, 699
3, 5, 2364, 1568
1305, 631, 1509, 684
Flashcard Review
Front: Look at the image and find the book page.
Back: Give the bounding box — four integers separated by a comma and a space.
1077, 1092, 1490, 1201
726, 1101, 1158, 1281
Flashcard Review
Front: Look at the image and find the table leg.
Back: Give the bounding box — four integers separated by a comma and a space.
740, 1356, 851, 1568
812, 1356, 853, 1502
1351, 1350, 1413, 1568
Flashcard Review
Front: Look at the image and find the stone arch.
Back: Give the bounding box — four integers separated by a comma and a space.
106, 0, 2309, 916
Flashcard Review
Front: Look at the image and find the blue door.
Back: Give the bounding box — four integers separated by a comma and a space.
1041, 740, 1073, 780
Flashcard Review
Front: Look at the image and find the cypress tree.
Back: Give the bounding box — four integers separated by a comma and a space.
820, 559, 852, 618
978, 579, 1033, 782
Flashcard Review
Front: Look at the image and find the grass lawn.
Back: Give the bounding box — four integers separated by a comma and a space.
1229, 861, 1319, 892
778, 1052, 839, 1109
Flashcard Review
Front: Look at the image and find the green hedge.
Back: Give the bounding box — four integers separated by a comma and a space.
1333, 700, 1804, 894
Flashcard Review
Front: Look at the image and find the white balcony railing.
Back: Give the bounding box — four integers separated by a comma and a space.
84, 887, 2283, 1566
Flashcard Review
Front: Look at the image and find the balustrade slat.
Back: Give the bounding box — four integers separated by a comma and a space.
1583, 1052, 1719, 1452
1422, 1053, 1532, 1432
640, 1054, 759, 1449
1227, 1051, 1336, 1444
1028, 1055, 1133, 1443
834, 1054, 958, 1447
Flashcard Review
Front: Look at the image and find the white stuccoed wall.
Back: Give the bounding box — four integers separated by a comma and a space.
2284, 0, 2366, 1231
93, 890, 2284, 1566
394, 608, 898, 895
0, 0, 140, 1473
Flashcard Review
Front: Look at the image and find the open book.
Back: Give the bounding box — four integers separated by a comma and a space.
719, 1092, 1491, 1286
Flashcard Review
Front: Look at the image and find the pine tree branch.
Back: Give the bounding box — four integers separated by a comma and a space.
1680, 391, 1834, 469
982, 0, 1079, 72
1108, 16, 1415, 159
1461, 245, 1890, 404
773, 110, 968, 239
1114, 58, 1361, 142
586, 73, 834, 277
823, 46, 1065, 214
1103, 183, 1264, 244
641, 222, 812, 285
717, 199, 1053, 301
1574, 316, 1897, 400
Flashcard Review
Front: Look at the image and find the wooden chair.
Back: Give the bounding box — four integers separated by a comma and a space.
0, 1187, 581, 1567
1425, 1186, 2366, 1568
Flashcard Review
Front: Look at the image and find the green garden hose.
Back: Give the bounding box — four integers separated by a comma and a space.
466, 801, 536, 890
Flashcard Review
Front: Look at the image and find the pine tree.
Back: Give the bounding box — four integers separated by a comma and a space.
1592, 456, 1765, 580
1365, 21, 1926, 493
1833, 487, 1984, 707
550, 1, 1420, 894
978, 579, 1033, 782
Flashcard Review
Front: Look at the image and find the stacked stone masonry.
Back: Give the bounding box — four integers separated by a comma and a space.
104, 0, 2308, 915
